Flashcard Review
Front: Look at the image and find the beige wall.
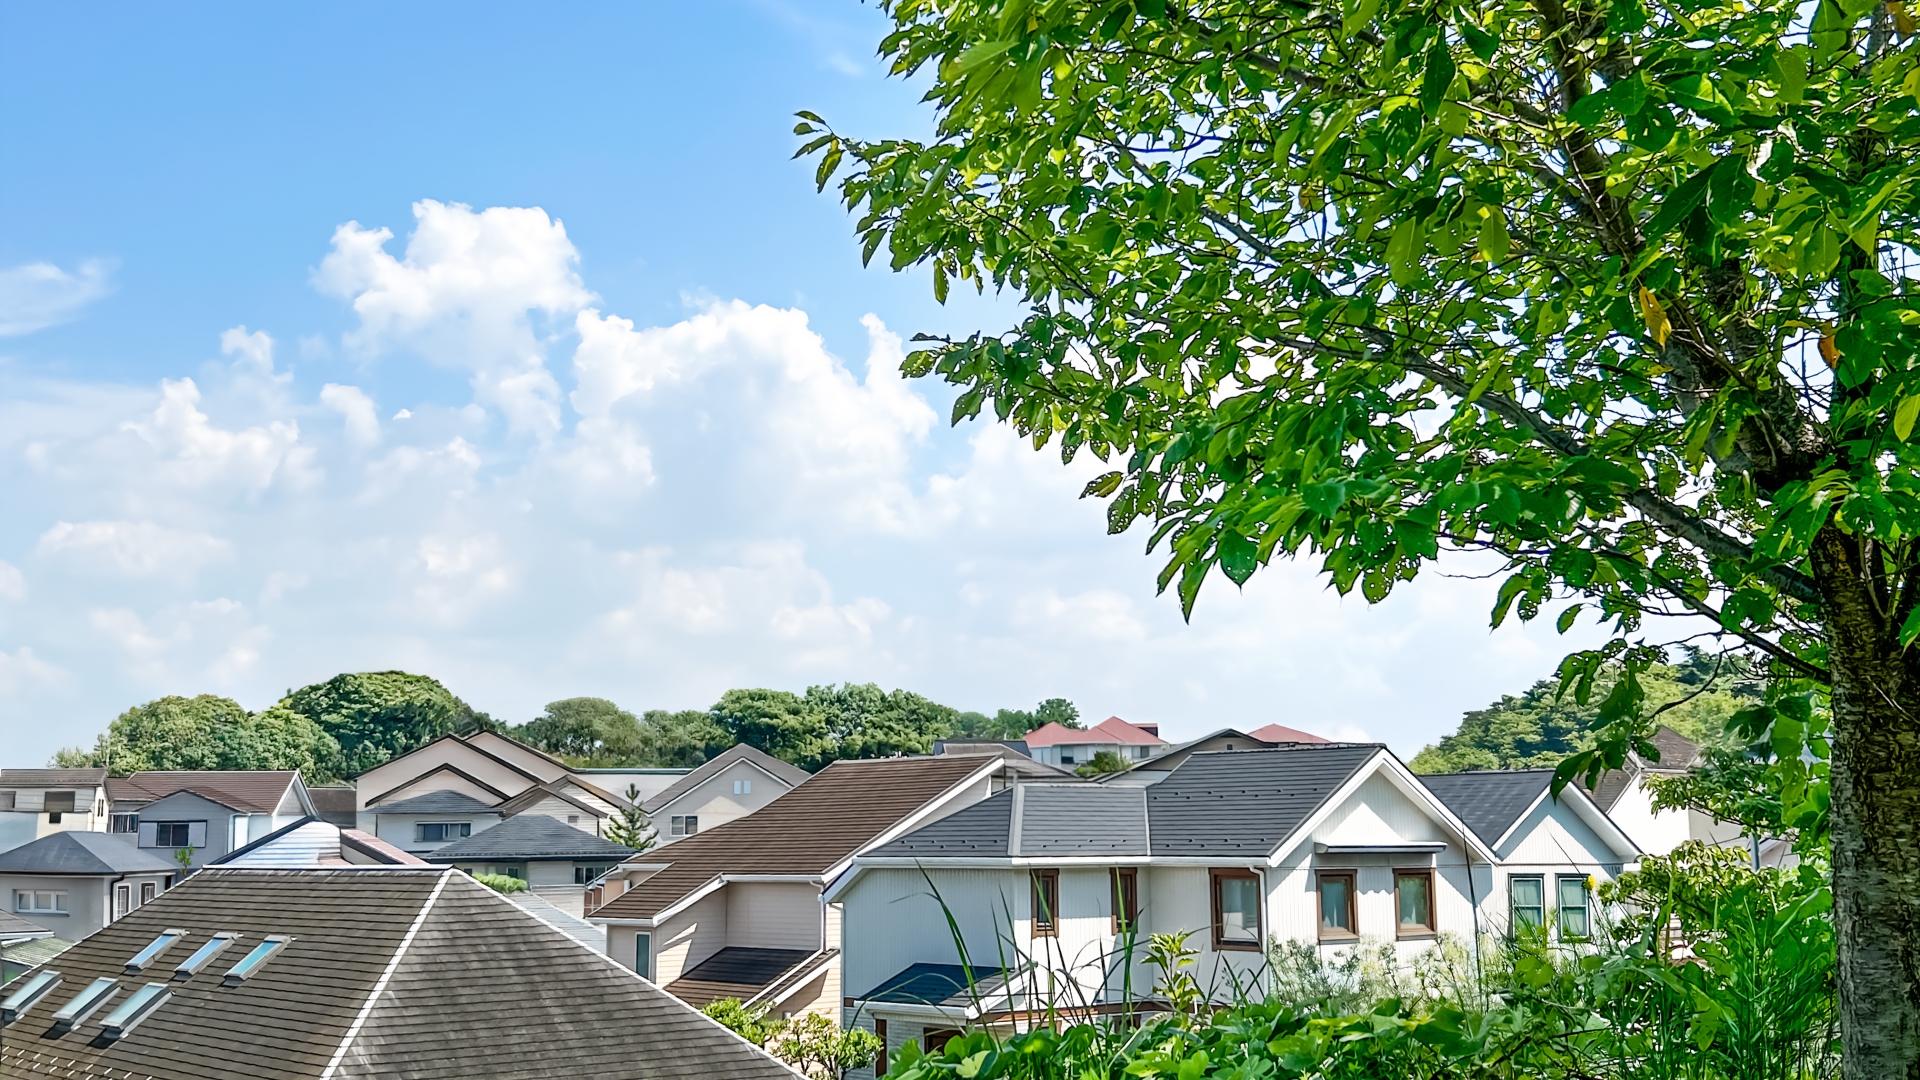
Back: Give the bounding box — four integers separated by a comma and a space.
354, 742, 537, 811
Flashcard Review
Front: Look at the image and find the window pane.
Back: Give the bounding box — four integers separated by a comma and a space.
1397, 874, 1430, 929
1559, 878, 1590, 938
1320, 877, 1352, 932
1218, 876, 1259, 942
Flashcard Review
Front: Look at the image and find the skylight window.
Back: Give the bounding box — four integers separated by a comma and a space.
1, 969, 61, 1026
172, 932, 239, 980
222, 935, 292, 986
98, 982, 171, 1041
125, 929, 186, 973
49, 976, 119, 1031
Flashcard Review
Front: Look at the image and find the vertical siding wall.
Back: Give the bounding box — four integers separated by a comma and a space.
726, 882, 823, 950
839, 868, 1029, 1000
653, 888, 729, 985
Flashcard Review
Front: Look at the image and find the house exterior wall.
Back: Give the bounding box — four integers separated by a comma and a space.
651, 761, 793, 846
725, 881, 822, 950
353, 742, 535, 812
650, 888, 729, 985
463, 731, 571, 782
133, 791, 242, 869
370, 812, 501, 853
510, 796, 605, 835
0, 784, 109, 853
3, 871, 172, 942
577, 769, 691, 803
1482, 795, 1630, 939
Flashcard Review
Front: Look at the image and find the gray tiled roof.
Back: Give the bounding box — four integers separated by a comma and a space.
0, 830, 178, 875
0, 868, 797, 1080
868, 785, 1149, 858
855, 962, 1019, 1007
369, 790, 504, 816
1418, 770, 1555, 846
427, 813, 635, 862
0, 769, 108, 788
666, 947, 817, 1006
0, 909, 53, 937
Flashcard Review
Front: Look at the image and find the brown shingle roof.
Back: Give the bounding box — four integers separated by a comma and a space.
0, 868, 796, 1080
0, 768, 108, 788
109, 771, 302, 815
642, 744, 811, 814
591, 755, 992, 921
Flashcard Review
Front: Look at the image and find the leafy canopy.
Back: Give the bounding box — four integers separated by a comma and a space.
281, 671, 491, 777
55, 694, 342, 782
804, 0, 1920, 788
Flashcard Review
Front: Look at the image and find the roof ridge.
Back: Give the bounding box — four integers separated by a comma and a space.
319, 869, 454, 1079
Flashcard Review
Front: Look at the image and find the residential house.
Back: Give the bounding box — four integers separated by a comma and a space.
350, 730, 636, 836
1023, 717, 1169, 769
1585, 727, 1751, 858
831, 744, 1589, 1071
1420, 769, 1641, 939
1, 910, 66, 984
0, 832, 177, 943
578, 766, 696, 803
364, 790, 506, 854
106, 771, 319, 871
1097, 728, 1290, 786
0, 769, 111, 854
207, 818, 427, 869
642, 744, 812, 844
0, 867, 799, 1080
589, 753, 1049, 1020
1248, 724, 1331, 745
428, 813, 637, 917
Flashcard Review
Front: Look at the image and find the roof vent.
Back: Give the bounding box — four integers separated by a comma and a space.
1, 969, 61, 1025
49, 976, 119, 1032
99, 981, 172, 1041
126, 928, 187, 973
222, 935, 292, 986
173, 932, 239, 980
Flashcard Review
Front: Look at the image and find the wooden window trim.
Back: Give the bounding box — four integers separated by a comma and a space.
1209, 869, 1262, 952
1111, 867, 1139, 935
875, 1018, 888, 1077
1031, 868, 1059, 937
1509, 874, 1545, 934
1393, 868, 1438, 939
1316, 870, 1359, 943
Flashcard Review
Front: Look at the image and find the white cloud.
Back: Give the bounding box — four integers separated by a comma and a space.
121, 377, 314, 493
87, 600, 268, 686
0, 647, 62, 694
0, 561, 25, 601
316, 200, 593, 437
36, 520, 233, 578
1010, 588, 1147, 642
0, 259, 113, 336
359, 437, 481, 503
219, 325, 276, 373
319, 384, 381, 447
408, 534, 518, 624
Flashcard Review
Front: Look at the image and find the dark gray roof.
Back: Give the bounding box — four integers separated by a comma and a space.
666, 947, 816, 1006
868, 785, 1148, 858
1145, 745, 1381, 856
0, 830, 178, 875
855, 963, 1017, 1007
0, 909, 53, 937
0, 868, 796, 1080
369, 790, 505, 816
308, 785, 359, 827
870, 790, 1014, 857
1418, 770, 1555, 846
427, 814, 635, 863
642, 744, 811, 814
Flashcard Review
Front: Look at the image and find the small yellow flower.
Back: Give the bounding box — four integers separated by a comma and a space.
1586, 874, 1596, 891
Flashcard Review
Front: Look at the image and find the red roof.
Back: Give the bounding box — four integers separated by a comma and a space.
1023, 716, 1167, 748
1248, 723, 1330, 745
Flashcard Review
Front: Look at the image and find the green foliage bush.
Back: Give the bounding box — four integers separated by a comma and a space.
700, 997, 786, 1046
471, 873, 526, 894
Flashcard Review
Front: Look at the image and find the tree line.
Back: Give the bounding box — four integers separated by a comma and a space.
52, 671, 1084, 783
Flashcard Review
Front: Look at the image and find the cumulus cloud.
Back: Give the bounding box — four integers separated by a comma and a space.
0, 647, 62, 694
320, 384, 381, 447
0, 259, 113, 336
219, 325, 276, 372
0, 561, 24, 601
316, 200, 592, 436
37, 520, 233, 578
121, 377, 314, 493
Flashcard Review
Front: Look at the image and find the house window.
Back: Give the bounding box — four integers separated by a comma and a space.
1060, 751, 1077, 765
140, 882, 157, 906
575, 864, 617, 885
1395, 870, 1436, 937
110, 813, 139, 834
1031, 869, 1060, 936
1558, 876, 1591, 939
15, 890, 67, 914
636, 932, 652, 979
1317, 871, 1357, 942
153, 822, 193, 847
733, 779, 752, 795
43, 792, 75, 814
1510, 876, 1544, 932
1111, 867, 1140, 934
47, 812, 62, 824
567, 815, 581, 826
671, 815, 698, 836
1211, 869, 1261, 950
0, 790, 14, 810
415, 822, 471, 843
114, 884, 131, 920
923, 1029, 961, 1054
875, 1017, 889, 1076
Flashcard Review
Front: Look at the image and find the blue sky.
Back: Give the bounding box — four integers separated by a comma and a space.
0, 0, 1609, 765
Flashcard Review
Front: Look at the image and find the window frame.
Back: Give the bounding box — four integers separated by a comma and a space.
140, 882, 157, 906
1557, 875, 1592, 940
110, 813, 139, 834
1209, 868, 1263, 952
1509, 875, 1545, 934
113, 884, 131, 920
1030, 868, 1060, 937
16, 889, 69, 914
1110, 867, 1140, 935
414, 821, 471, 844
152, 821, 193, 848
635, 931, 652, 980
1315, 870, 1359, 943
1393, 869, 1438, 938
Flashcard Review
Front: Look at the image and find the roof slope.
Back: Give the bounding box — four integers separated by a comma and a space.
0, 909, 53, 937
1247, 723, 1330, 744
1023, 717, 1166, 748
307, 785, 358, 827
0, 830, 177, 874
428, 814, 635, 862
0, 868, 796, 1080
869, 790, 1016, 857
666, 947, 816, 1006
110, 770, 301, 814
1418, 770, 1555, 846
366, 789, 504, 816
0, 768, 108, 788
592, 755, 990, 921
1146, 744, 1381, 856
643, 744, 811, 814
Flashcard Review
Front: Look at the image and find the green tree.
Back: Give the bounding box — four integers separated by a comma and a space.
772, 1013, 883, 1079
605, 784, 659, 852
53, 694, 342, 782
1076, 749, 1131, 776
711, 688, 829, 766
638, 708, 730, 767
514, 697, 650, 764
280, 671, 482, 777
951, 698, 1083, 739
804, 2, 1920, 1068
1034, 697, 1083, 729
804, 682, 957, 761
700, 998, 787, 1046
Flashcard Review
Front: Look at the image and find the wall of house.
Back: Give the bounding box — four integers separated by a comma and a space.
527, 860, 581, 888
651, 762, 794, 847
725, 881, 821, 950
133, 792, 237, 868
463, 731, 571, 782
652, 888, 729, 985
353, 742, 535, 811
576, 769, 690, 803
510, 796, 603, 835
3, 872, 166, 942
0, 786, 108, 853
370, 812, 501, 852
1602, 774, 1693, 857
1483, 796, 1629, 939
838, 867, 1027, 1001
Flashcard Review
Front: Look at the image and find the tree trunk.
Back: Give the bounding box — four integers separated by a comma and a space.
1814, 526, 1920, 1078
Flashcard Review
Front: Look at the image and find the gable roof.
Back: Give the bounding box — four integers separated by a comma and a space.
0, 768, 108, 789
1418, 770, 1557, 847
363, 762, 512, 807
590, 755, 996, 922
1145, 744, 1382, 856
366, 789, 504, 816
499, 781, 617, 820
643, 744, 811, 814
427, 814, 635, 862
1587, 725, 1704, 810
1247, 723, 1330, 744
0, 830, 178, 875
0, 868, 798, 1080
869, 784, 1150, 858
1023, 717, 1167, 748
110, 771, 305, 815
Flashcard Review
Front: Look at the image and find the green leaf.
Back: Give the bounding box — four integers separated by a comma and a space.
1901, 605, 1920, 647
1459, 22, 1499, 60
1386, 217, 1422, 285
1479, 208, 1511, 263
1420, 44, 1456, 114
1080, 471, 1126, 498
1218, 529, 1258, 584
1557, 604, 1583, 633
1491, 575, 1528, 628
1643, 160, 1723, 240
1895, 395, 1920, 441
946, 40, 1016, 77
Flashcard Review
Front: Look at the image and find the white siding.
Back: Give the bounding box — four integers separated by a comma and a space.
354, 743, 535, 811
654, 888, 729, 985
726, 882, 823, 950
510, 796, 603, 834
370, 812, 500, 852
839, 867, 1027, 1001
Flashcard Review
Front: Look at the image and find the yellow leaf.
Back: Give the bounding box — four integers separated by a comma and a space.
1895, 1, 1917, 38
1896, 395, 1920, 441
1638, 287, 1672, 347
1819, 328, 1840, 368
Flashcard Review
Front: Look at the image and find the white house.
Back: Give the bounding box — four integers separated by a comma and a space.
1584, 727, 1755, 859
363, 790, 507, 854
830, 745, 1639, 1074
0, 832, 177, 943
1022, 717, 1169, 769
640, 744, 811, 844
0, 769, 111, 854
105, 771, 319, 871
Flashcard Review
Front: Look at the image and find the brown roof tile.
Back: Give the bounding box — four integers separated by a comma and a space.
0, 769, 108, 788
109, 771, 302, 815
591, 755, 992, 921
